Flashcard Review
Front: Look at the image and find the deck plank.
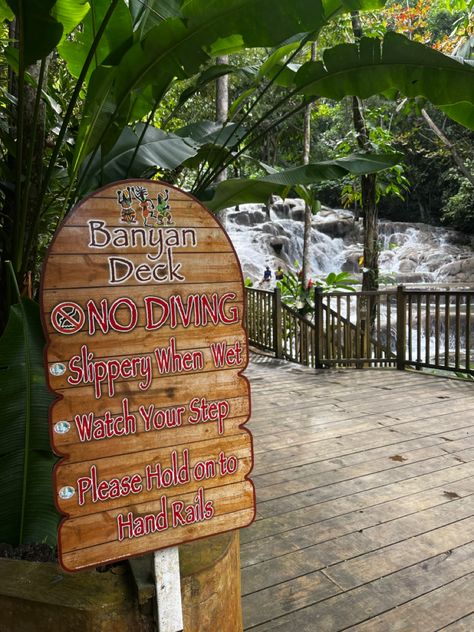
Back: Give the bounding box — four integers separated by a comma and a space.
243, 357, 474, 631
346, 574, 474, 631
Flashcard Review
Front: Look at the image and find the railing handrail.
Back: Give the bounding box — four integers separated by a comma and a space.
245, 285, 473, 375
402, 288, 474, 295
281, 300, 316, 328
246, 286, 273, 296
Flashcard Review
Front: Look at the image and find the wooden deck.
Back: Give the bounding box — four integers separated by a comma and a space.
242, 354, 474, 631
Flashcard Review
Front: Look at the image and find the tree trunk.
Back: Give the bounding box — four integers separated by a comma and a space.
301, 43, 316, 288
22, 59, 49, 284
215, 55, 229, 184
351, 12, 378, 293
361, 174, 379, 291
1, 24, 48, 326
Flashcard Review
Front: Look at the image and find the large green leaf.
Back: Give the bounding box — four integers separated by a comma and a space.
176, 63, 253, 109
205, 153, 401, 211
0, 0, 14, 20
58, 0, 132, 81
75, 0, 385, 177
228, 36, 306, 117
293, 32, 474, 130
51, 0, 90, 44
129, 0, 182, 34
172, 120, 247, 171
7, 0, 63, 65
0, 299, 58, 545
78, 124, 198, 194
174, 120, 246, 147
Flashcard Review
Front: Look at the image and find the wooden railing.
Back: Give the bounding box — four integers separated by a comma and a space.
317, 289, 397, 368
245, 286, 474, 376
280, 302, 316, 367
245, 287, 275, 353
403, 288, 472, 374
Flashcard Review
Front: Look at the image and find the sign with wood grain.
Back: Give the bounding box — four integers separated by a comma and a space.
41, 181, 255, 572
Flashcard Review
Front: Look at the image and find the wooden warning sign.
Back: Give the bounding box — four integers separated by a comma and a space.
40, 180, 255, 572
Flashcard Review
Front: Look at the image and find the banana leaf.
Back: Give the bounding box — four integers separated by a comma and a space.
0, 299, 58, 545
174, 120, 246, 147
78, 124, 198, 195
205, 152, 402, 211
58, 0, 133, 82
128, 0, 183, 34
293, 32, 474, 131
6, 0, 90, 66
73, 0, 387, 176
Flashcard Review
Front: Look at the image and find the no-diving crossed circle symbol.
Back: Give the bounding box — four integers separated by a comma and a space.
51, 301, 85, 335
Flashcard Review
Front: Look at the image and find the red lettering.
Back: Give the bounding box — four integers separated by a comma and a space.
219, 292, 239, 324
144, 296, 170, 331
109, 297, 138, 332
86, 298, 109, 335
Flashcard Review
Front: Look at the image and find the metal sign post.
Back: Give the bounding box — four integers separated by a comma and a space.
154, 547, 183, 632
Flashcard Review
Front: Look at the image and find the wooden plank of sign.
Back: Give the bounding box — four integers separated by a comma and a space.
61, 506, 255, 572
50, 369, 249, 419
42, 281, 244, 320
53, 413, 249, 464
43, 252, 241, 289
44, 297, 245, 334
61, 480, 255, 553
53, 226, 231, 255
47, 340, 247, 392
56, 431, 253, 516
61, 481, 255, 565
46, 322, 245, 363
69, 198, 225, 228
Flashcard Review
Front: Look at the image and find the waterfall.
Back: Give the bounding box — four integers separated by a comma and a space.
224, 199, 474, 286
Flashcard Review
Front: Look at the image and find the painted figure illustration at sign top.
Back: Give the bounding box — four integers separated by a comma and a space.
156, 188, 173, 225
133, 185, 156, 227
116, 186, 137, 224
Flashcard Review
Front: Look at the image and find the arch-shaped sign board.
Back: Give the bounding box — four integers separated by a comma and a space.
41, 180, 255, 572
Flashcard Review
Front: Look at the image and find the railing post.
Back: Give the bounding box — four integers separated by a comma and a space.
396, 285, 406, 370
314, 287, 324, 368
273, 287, 283, 358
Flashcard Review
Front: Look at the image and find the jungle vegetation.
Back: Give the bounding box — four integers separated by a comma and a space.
0, 0, 473, 545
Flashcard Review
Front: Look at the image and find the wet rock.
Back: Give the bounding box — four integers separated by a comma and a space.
315, 218, 357, 239
249, 209, 267, 224
268, 236, 290, 255
270, 203, 290, 220
261, 223, 279, 235
227, 210, 250, 225
291, 207, 305, 222
241, 261, 262, 281
396, 273, 428, 283
437, 257, 474, 283
398, 259, 418, 273
342, 252, 362, 273
424, 252, 451, 271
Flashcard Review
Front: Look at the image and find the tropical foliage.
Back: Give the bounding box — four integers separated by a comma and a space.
277, 267, 357, 315
1, 0, 474, 546
0, 267, 56, 545
0, 0, 394, 547
3, 0, 474, 325
0, 0, 392, 328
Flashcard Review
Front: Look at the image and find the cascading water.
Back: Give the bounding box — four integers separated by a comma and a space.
224, 198, 474, 286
